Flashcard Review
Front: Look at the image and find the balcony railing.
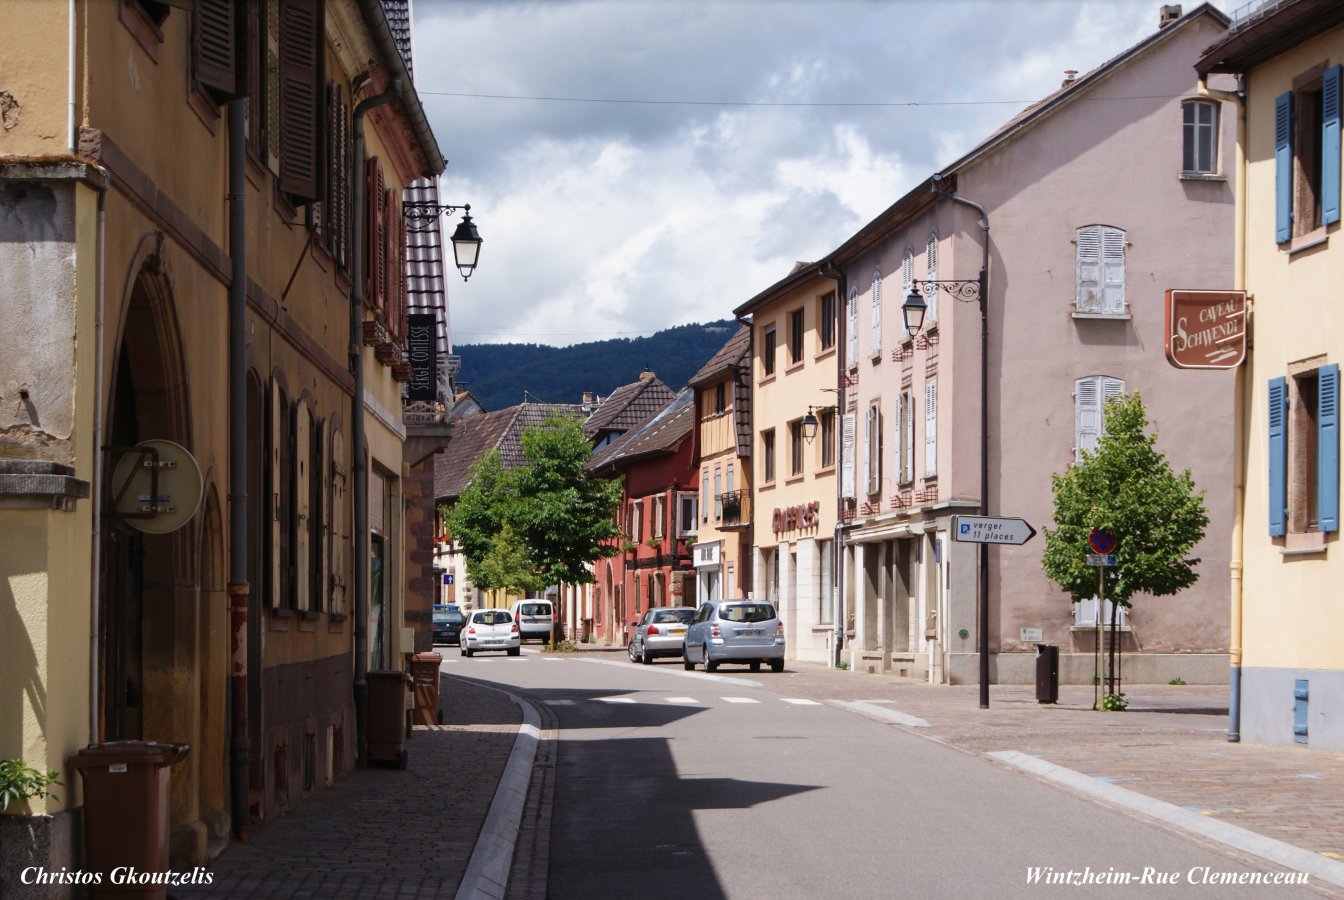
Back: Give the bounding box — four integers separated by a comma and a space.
717, 490, 746, 526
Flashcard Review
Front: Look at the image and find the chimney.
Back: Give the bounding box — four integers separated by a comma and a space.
1159, 4, 1182, 28
1062, 70, 1078, 88
639, 368, 655, 381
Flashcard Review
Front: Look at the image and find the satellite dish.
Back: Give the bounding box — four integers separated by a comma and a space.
110, 439, 204, 534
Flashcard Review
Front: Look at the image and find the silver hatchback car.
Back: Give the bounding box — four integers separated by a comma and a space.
628, 606, 696, 664
683, 599, 785, 673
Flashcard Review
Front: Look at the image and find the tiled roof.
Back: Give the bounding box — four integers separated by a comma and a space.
381, 0, 413, 79
688, 324, 749, 387
583, 373, 675, 438
498, 403, 586, 469
588, 390, 694, 472
433, 402, 585, 499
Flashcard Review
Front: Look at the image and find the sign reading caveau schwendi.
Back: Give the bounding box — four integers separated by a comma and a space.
1164, 289, 1247, 370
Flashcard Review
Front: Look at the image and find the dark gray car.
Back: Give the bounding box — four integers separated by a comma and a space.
683, 599, 785, 673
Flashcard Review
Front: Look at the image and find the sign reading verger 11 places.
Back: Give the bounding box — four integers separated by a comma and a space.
1164, 289, 1247, 369
954, 515, 1037, 545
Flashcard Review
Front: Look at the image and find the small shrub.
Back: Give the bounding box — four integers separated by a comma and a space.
0, 759, 62, 812
835, 661, 850, 671
1101, 692, 1128, 711
1168, 677, 1186, 686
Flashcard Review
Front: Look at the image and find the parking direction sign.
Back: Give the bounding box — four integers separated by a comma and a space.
953, 515, 1037, 545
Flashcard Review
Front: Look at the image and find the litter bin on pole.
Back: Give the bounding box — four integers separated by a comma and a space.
410, 652, 443, 727
366, 669, 411, 769
70, 741, 191, 898
1035, 644, 1059, 704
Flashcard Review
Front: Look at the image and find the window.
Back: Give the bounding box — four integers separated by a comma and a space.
865, 400, 882, 495
925, 232, 940, 324
1182, 99, 1219, 174
924, 379, 938, 478
1269, 365, 1340, 536
268, 380, 292, 609
1075, 375, 1126, 461
762, 429, 776, 484
789, 307, 806, 365
1076, 225, 1126, 315
714, 382, 726, 414
819, 291, 836, 350
714, 467, 723, 521
846, 285, 859, 368
790, 420, 805, 477
702, 469, 710, 523
901, 388, 914, 484
762, 324, 777, 377
628, 500, 642, 543
1276, 65, 1341, 244
870, 269, 883, 356
820, 409, 836, 469
329, 428, 347, 615
841, 413, 856, 499
677, 492, 698, 536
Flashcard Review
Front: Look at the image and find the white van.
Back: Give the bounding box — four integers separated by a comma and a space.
509, 599, 558, 643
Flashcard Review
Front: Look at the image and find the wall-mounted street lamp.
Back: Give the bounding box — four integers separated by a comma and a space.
403, 201, 483, 281
800, 404, 838, 445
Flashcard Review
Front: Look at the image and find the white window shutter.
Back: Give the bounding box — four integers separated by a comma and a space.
902, 249, 913, 293
892, 393, 902, 487
1101, 228, 1126, 314
846, 286, 858, 368
1075, 376, 1101, 459
903, 390, 914, 483
871, 269, 882, 355
862, 408, 871, 495
924, 379, 937, 478
926, 231, 938, 323
841, 412, 856, 499
1076, 226, 1101, 312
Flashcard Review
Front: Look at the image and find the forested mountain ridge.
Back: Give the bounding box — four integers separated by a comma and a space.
456, 320, 739, 413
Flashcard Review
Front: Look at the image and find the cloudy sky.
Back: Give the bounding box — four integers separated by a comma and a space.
408, 0, 1233, 347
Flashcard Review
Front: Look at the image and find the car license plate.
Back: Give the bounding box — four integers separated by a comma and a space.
738, 628, 763, 636
670, 627, 686, 635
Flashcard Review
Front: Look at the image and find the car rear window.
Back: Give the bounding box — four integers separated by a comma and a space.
519, 603, 551, 616
653, 609, 693, 624
718, 603, 776, 624
474, 611, 512, 625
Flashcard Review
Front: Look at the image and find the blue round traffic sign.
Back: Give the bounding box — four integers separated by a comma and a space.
1089, 527, 1117, 554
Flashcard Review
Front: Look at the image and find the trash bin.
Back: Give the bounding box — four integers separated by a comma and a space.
1035, 643, 1059, 704
410, 652, 443, 727
70, 741, 191, 898
367, 669, 411, 769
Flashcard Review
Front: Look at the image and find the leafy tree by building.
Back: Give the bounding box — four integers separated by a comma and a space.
1041, 392, 1209, 701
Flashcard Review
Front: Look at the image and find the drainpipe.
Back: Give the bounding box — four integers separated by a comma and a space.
89, 170, 108, 744
352, 79, 402, 764
931, 175, 990, 708
226, 97, 252, 839
817, 262, 848, 669
1201, 75, 1247, 742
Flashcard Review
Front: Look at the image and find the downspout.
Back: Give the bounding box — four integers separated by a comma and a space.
67, 0, 76, 153
226, 98, 251, 839
931, 175, 991, 708
817, 263, 848, 668
352, 79, 402, 764
90, 172, 108, 744
1201, 75, 1247, 742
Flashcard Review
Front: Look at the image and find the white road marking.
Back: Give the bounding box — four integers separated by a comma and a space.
665, 697, 702, 705
597, 697, 637, 704
544, 699, 575, 706
721, 697, 759, 704
781, 698, 821, 705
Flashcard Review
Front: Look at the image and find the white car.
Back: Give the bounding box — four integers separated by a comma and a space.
461, 609, 521, 657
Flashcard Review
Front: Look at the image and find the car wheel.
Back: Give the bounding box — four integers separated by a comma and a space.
508, 647, 520, 657
705, 646, 719, 673
629, 641, 640, 663
683, 647, 695, 671
770, 659, 784, 673
641, 644, 654, 665
463, 647, 473, 658
749, 661, 761, 672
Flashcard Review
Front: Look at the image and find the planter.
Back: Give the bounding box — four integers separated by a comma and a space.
391, 362, 412, 382
362, 319, 387, 346
375, 341, 399, 365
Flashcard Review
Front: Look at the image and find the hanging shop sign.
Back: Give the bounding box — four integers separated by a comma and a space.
1164, 290, 1247, 369
407, 313, 438, 401
109, 439, 204, 534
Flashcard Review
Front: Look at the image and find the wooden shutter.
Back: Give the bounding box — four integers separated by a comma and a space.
891, 393, 902, 487
1101, 227, 1126, 314
1275, 92, 1293, 243
1323, 66, 1342, 227
870, 270, 882, 355
846, 286, 858, 368
903, 390, 914, 482
1319, 364, 1340, 533
1076, 226, 1101, 312
924, 378, 937, 478
193, 0, 238, 101
278, 0, 323, 204
294, 401, 311, 611
902, 249, 913, 293
1075, 376, 1100, 460
926, 232, 938, 323
1268, 377, 1288, 537
330, 429, 347, 615
861, 406, 871, 495
269, 379, 284, 607
366, 158, 386, 312
841, 412, 856, 499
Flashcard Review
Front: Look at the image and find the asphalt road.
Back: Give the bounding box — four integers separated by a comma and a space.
450, 651, 1330, 899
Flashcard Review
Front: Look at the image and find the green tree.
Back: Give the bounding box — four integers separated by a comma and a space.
1041, 392, 1209, 700
447, 416, 623, 604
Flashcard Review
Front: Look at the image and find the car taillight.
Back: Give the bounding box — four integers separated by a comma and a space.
710, 623, 720, 639
776, 620, 784, 637
511, 622, 519, 633
647, 625, 658, 636
467, 626, 475, 635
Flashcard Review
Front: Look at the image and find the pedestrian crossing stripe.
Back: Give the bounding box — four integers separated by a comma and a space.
721, 697, 759, 704
781, 698, 821, 705
597, 697, 637, 704
666, 697, 701, 704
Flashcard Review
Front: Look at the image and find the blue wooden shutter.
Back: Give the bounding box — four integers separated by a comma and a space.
1275, 92, 1293, 243
1323, 66, 1342, 227
1319, 363, 1339, 532
1268, 377, 1288, 537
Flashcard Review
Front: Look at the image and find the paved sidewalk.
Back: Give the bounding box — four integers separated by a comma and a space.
178, 648, 1344, 898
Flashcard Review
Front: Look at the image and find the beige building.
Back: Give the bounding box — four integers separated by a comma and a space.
735, 265, 843, 666
0, 0, 448, 885
1198, 0, 1344, 749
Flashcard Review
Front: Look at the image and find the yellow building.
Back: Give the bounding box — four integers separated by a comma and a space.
1199, 0, 1344, 749
735, 265, 843, 665
0, 0, 445, 881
